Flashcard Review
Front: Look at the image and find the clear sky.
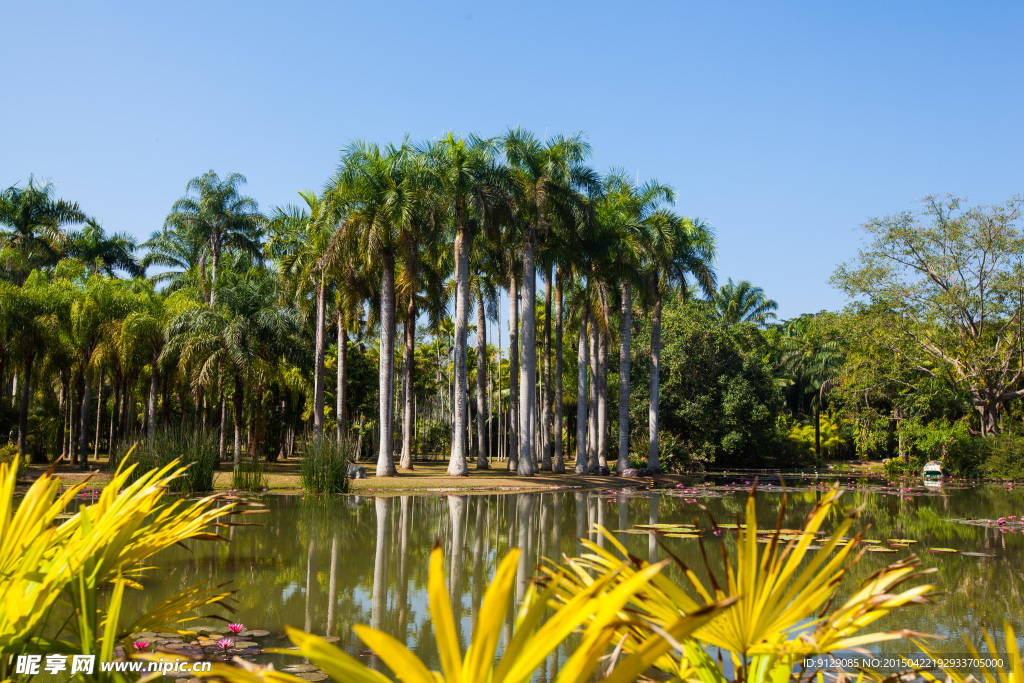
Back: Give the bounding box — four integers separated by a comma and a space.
3, 1, 1022, 322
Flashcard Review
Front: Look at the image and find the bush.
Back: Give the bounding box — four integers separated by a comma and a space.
0, 442, 27, 475
299, 435, 353, 493
983, 432, 1024, 480
233, 458, 268, 491
111, 426, 217, 493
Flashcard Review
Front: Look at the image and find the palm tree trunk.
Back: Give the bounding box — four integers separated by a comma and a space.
617, 280, 632, 472
575, 307, 589, 474
518, 230, 537, 476
647, 288, 663, 471
377, 251, 398, 477
16, 351, 34, 458
94, 370, 103, 459
313, 280, 327, 437
540, 266, 553, 470
597, 327, 609, 470
147, 356, 158, 441
553, 268, 565, 473
508, 273, 520, 472
108, 376, 119, 459
400, 299, 416, 470
587, 316, 599, 473
449, 225, 471, 476
337, 312, 347, 438
233, 375, 244, 471
78, 368, 91, 469
218, 379, 227, 462
475, 288, 489, 469
209, 236, 220, 307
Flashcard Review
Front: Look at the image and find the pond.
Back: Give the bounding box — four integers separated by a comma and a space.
120, 474, 1024, 677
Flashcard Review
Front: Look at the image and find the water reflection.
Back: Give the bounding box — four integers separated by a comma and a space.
118, 479, 1024, 672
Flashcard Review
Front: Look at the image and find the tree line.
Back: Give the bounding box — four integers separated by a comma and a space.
5, 134, 1022, 477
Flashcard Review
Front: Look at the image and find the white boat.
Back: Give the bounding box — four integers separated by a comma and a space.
922, 460, 943, 478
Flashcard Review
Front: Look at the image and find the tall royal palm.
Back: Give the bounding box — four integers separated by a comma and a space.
332, 140, 418, 477
164, 171, 265, 307
597, 170, 675, 472
503, 129, 597, 476
0, 177, 86, 284
642, 211, 716, 470
422, 133, 509, 476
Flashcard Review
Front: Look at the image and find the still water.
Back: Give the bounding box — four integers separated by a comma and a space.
123, 475, 1024, 673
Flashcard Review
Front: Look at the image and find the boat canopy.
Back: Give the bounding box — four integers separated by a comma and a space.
923, 460, 943, 475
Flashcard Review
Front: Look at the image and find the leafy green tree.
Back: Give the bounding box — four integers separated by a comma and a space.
631, 300, 781, 468
711, 278, 778, 327
833, 194, 1024, 435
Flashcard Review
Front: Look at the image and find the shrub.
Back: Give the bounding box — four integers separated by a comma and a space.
111, 426, 218, 493
232, 458, 268, 492
0, 443, 27, 475
299, 435, 353, 493
982, 432, 1024, 480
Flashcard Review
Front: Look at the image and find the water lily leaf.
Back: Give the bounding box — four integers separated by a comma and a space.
926, 547, 958, 553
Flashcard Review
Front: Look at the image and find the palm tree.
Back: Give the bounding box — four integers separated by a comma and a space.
164, 171, 265, 307
165, 268, 299, 470
66, 219, 144, 278
331, 140, 419, 477
779, 314, 844, 458
597, 170, 675, 472
642, 212, 717, 470
140, 222, 208, 296
711, 278, 778, 327
422, 133, 509, 476
503, 129, 598, 476
0, 177, 86, 284
267, 190, 343, 438
119, 282, 170, 441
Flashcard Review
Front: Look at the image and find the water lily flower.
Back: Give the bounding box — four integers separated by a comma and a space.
216, 638, 233, 651
228, 623, 244, 634
133, 641, 149, 651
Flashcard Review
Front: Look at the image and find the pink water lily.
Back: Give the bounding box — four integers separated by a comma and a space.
216, 638, 233, 651
228, 623, 245, 634
133, 641, 149, 651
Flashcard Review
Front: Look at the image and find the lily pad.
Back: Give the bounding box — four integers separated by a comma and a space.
284, 665, 320, 673
663, 533, 701, 539
961, 551, 996, 558
888, 539, 917, 544
296, 673, 328, 682
232, 640, 258, 648
239, 629, 271, 638
866, 546, 897, 553
320, 635, 340, 643
926, 547, 959, 553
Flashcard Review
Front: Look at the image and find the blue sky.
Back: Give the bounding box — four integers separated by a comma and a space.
3, 1, 1023, 323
